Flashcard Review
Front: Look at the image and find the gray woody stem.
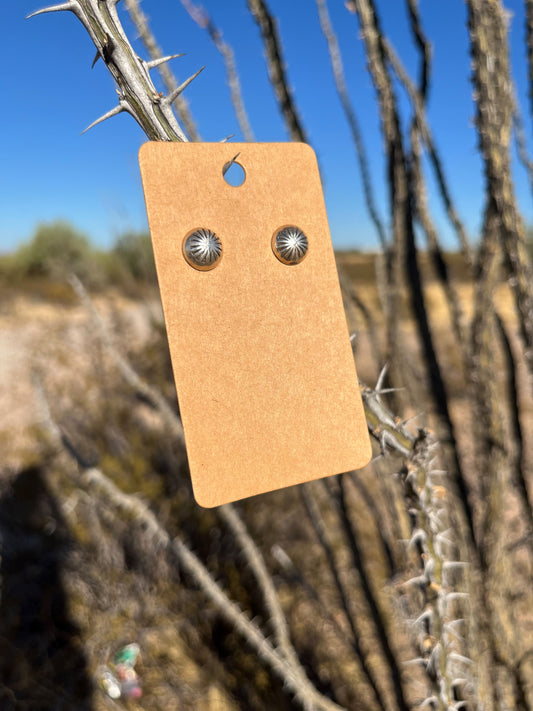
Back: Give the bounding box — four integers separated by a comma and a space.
122, 0, 201, 141
34, 377, 346, 711
246, 0, 309, 143
67, 274, 343, 711
180, 0, 255, 141
28, 0, 200, 141
316, 0, 388, 250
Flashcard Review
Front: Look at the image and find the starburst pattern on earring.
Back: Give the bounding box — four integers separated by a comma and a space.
272, 227, 309, 265
183, 229, 223, 270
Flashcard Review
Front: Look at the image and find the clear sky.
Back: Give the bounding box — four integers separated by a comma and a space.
1, 0, 532, 253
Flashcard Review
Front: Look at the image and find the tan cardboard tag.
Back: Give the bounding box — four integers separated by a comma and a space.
139, 142, 371, 507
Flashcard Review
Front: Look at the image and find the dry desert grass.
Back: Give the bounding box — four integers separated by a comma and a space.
0, 254, 531, 709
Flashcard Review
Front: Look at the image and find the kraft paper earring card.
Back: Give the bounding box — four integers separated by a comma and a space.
139, 142, 371, 507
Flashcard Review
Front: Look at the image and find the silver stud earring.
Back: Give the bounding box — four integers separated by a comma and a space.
272, 226, 309, 265
183, 229, 223, 270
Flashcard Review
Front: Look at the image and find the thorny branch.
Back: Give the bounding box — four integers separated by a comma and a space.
68, 275, 185, 446
352, 0, 475, 553
28, 0, 200, 141
179, 0, 255, 141
123, 0, 201, 141
384, 22, 533, 549
468, 0, 533, 387
386, 13, 469, 361
34, 377, 346, 711
301, 482, 389, 711
246, 0, 309, 143
316, 0, 387, 249
381, 35, 473, 264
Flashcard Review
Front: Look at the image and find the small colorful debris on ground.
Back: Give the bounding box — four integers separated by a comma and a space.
98, 643, 142, 700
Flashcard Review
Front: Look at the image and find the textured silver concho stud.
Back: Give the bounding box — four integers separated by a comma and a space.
183, 228, 223, 271
272, 226, 309, 265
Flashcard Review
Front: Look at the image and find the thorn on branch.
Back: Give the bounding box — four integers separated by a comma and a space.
408, 528, 427, 551
163, 66, 205, 106
81, 103, 125, 134
26, 2, 75, 19
448, 652, 473, 666
90, 33, 116, 70
375, 363, 388, 392
222, 153, 241, 176
146, 53, 185, 70
401, 412, 423, 427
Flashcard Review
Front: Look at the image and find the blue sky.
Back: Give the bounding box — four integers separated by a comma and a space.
1, 0, 533, 252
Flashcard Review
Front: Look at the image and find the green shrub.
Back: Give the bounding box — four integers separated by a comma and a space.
0, 224, 158, 294
111, 231, 156, 283
8, 221, 101, 285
